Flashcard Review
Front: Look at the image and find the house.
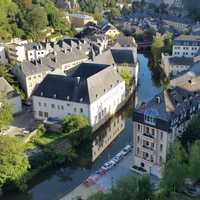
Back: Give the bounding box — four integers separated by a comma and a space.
192, 22, 200, 36
172, 35, 200, 57
133, 78, 200, 177
66, 13, 97, 28
101, 23, 120, 39
0, 77, 22, 114
12, 49, 88, 97
93, 45, 139, 86
55, 0, 79, 9
162, 16, 191, 33
0, 45, 7, 64
161, 54, 194, 77
7, 43, 26, 62
32, 63, 125, 127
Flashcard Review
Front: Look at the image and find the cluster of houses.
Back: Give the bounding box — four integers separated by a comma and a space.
133, 34, 200, 177
0, 33, 138, 128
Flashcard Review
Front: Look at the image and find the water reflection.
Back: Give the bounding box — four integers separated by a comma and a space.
92, 112, 125, 162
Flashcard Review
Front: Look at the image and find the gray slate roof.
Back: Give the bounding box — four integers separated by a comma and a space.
17, 49, 88, 77
33, 63, 123, 104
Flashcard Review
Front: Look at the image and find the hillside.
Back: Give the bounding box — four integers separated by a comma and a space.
0, 0, 73, 42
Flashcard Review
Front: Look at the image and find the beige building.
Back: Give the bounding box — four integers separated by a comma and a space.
133, 78, 200, 177
67, 13, 97, 27
13, 49, 88, 97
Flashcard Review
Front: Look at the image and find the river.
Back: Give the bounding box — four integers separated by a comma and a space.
2, 54, 162, 200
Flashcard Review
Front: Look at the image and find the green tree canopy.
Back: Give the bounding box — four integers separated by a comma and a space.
161, 142, 187, 194
0, 98, 13, 131
0, 136, 30, 191
151, 36, 164, 68
62, 115, 92, 147
188, 140, 200, 183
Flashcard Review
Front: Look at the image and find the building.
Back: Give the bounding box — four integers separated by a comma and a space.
133, 78, 200, 177
67, 13, 97, 28
101, 23, 120, 39
0, 46, 7, 64
12, 49, 88, 97
161, 54, 195, 77
93, 45, 139, 86
32, 63, 125, 127
172, 35, 200, 57
162, 16, 191, 33
7, 43, 26, 62
55, 0, 79, 9
0, 77, 22, 114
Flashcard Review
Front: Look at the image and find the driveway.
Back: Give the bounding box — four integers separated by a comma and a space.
1, 105, 39, 136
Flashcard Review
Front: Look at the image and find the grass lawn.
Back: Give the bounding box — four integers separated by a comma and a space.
24, 131, 69, 151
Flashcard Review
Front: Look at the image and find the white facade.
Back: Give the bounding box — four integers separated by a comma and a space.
27, 49, 49, 61
173, 45, 200, 57
0, 46, 7, 64
8, 44, 26, 62
33, 81, 125, 127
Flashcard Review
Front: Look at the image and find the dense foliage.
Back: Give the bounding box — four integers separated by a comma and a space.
0, 0, 73, 42
0, 136, 30, 191
0, 98, 13, 131
88, 175, 154, 200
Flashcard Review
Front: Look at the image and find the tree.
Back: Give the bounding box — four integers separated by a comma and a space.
0, 98, 13, 131
110, 7, 121, 18
0, 136, 30, 191
28, 6, 48, 41
180, 113, 200, 149
87, 175, 154, 200
62, 115, 92, 147
163, 32, 173, 54
151, 36, 164, 68
111, 176, 138, 200
119, 64, 133, 89
161, 142, 187, 194
137, 175, 154, 200
0, 64, 14, 84
188, 140, 200, 183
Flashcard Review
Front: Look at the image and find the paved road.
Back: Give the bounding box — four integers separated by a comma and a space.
61, 152, 135, 200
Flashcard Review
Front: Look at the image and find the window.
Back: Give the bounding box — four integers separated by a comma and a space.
51, 104, 55, 108
159, 156, 162, 164
137, 136, 140, 143
61, 105, 64, 110
38, 102, 41, 106
39, 111, 43, 117
44, 112, 48, 118
137, 124, 141, 131
67, 103, 70, 106
74, 108, 77, 112
80, 108, 83, 113
57, 105, 60, 110
160, 132, 163, 140
44, 103, 47, 107
160, 144, 163, 151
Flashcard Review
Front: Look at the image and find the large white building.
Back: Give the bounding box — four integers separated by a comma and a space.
172, 35, 200, 57
32, 63, 125, 127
